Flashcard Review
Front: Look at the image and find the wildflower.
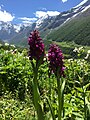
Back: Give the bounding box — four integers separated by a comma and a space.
48, 44, 65, 77
10, 44, 15, 48
28, 30, 45, 119
73, 47, 78, 52
28, 30, 45, 61
5, 50, 9, 53
85, 50, 90, 59
85, 54, 88, 59
79, 46, 83, 51
68, 58, 73, 62
5, 43, 9, 46
87, 50, 90, 54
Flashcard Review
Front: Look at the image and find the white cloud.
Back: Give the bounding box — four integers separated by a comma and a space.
62, 0, 68, 3
22, 21, 33, 25
35, 11, 47, 18
0, 6, 15, 22
47, 11, 60, 16
18, 17, 37, 25
19, 17, 37, 21
35, 11, 60, 18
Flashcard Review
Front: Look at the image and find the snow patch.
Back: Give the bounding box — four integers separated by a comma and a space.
35, 14, 49, 28
73, 0, 88, 8
62, 13, 70, 16
63, 18, 70, 24
72, 12, 80, 18
73, 6, 82, 13
81, 5, 90, 12
14, 24, 22, 33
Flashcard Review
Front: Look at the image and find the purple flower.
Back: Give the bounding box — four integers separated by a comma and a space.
48, 44, 65, 77
28, 30, 45, 61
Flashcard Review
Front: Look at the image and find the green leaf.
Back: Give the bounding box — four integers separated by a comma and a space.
75, 80, 81, 85
61, 78, 66, 96
72, 112, 83, 117
46, 97, 56, 120
64, 103, 72, 108
75, 87, 83, 93
0, 71, 7, 74
87, 104, 90, 119
83, 83, 90, 91
75, 117, 84, 120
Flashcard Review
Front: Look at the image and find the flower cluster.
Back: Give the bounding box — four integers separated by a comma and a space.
48, 44, 65, 77
28, 30, 45, 61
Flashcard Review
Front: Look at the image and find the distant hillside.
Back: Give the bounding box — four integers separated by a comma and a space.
46, 8, 90, 46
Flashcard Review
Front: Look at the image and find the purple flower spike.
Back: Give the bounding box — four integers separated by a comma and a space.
28, 30, 45, 61
48, 44, 65, 77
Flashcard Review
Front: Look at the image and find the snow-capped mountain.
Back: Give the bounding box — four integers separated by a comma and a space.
73, 0, 90, 8
46, 0, 90, 46
0, 0, 90, 46
72, 0, 90, 14
35, 14, 55, 29
0, 21, 33, 42
34, 0, 90, 32
0, 21, 18, 41
0, 21, 21, 33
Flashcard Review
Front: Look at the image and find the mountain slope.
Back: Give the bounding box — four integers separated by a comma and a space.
46, 4, 90, 45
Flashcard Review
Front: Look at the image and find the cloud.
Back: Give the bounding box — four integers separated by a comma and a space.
0, 6, 15, 22
62, 0, 68, 3
35, 11, 60, 18
22, 21, 32, 24
18, 17, 37, 24
19, 17, 37, 21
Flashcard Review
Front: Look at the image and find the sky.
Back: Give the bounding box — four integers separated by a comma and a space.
0, 0, 85, 24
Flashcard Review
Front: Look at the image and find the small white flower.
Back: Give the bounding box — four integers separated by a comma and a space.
87, 50, 90, 54
85, 54, 89, 59
10, 49, 13, 52
46, 54, 48, 57
5, 43, 9, 46
68, 58, 73, 62
73, 47, 78, 52
79, 46, 83, 51
43, 57, 46, 61
11, 44, 15, 48
26, 56, 29, 59
5, 50, 9, 53
14, 49, 17, 52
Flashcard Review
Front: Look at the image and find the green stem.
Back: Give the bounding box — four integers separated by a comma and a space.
81, 72, 87, 120
46, 97, 56, 120
33, 68, 44, 120
83, 90, 87, 120
57, 77, 62, 120
49, 77, 52, 100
